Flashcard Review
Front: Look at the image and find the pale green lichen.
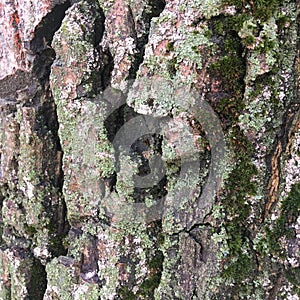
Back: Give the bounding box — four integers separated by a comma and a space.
115, 154, 137, 199
98, 265, 118, 299
238, 85, 282, 133
43, 0, 300, 299
127, 76, 176, 116
243, 17, 279, 82
180, 0, 222, 19
154, 234, 179, 299
50, 0, 115, 223
238, 17, 257, 41
174, 29, 213, 69
98, 0, 114, 14
139, 8, 215, 87
97, 221, 161, 299
0, 251, 46, 300
45, 258, 100, 300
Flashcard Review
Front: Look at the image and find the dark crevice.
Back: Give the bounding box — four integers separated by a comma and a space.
278, 103, 300, 155
94, 8, 105, 47
187, 222, 212, 234
29, 1, 71, 54
30, 1, 71, 83
207, 15, 247, 129
192, 288, 198, 297
33, 99, 69, 254
99, 49, 114, 90
117, 220, 164, 298
28, 257, 48, 299
104, 103, 168, 202
0, 247, 48, 299
95, 6, 114, 91
100, 0, 167, 196
187, 225, 209, 263
104, 103, 137, 144
131, 133, 167, 203
0, 183, 6, 246
79, 237, 102, 285
84, 5, 107, 95
27, 1, 72, 259
127, 0, 166, 80
103, 102, 137, 192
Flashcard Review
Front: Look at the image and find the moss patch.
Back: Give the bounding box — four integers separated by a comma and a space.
223, 0, 279, 21
209, 16, 246, 127
267, 182, 300, 255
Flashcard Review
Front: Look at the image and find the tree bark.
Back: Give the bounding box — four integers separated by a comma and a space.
0, 0, 299, 299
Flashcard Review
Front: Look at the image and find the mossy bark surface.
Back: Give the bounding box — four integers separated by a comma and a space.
0, 0, 299, 299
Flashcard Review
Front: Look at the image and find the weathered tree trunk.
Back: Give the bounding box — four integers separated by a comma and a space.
0, 0, 299, 299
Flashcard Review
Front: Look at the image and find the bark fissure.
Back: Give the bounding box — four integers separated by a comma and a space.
1, 0, 300, 299
265, 102, 300, 219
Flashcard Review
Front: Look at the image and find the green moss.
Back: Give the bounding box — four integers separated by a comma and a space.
213, 14, 249, 36
166, 41, 174, 52
252, 0, 279, 21
210, 54, 244, 92
228, 15, 282, 135
285, 267, 300, 296
137, 251, 163, 297
280, 183, 300, 221
243, 35, 255, 46
28, 259, 47, 299
48, 233, 67, 257
224, 158, 257, 214
209, 28, 246, 126
139, 273, 161, 297
221, 153, 258, 281
267, 182, 300, 255
206, 13, 262, 290
174, 29, 212, 69
277, 15, 290, 32
223, 0, 279, 21
149, 251, 164, 269
24, 225, 37, 236
45, 258, 80, 300
210, 46, 258, 289
118, 287, 135, 299
223, 254, 253, 282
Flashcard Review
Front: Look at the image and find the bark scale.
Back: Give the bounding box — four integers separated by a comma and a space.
0, 0, 299, 299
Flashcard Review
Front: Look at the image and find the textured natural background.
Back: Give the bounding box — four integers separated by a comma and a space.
0, 0, 300, 299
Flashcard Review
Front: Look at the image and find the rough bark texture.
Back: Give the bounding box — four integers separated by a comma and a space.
0, 0, 300, 299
